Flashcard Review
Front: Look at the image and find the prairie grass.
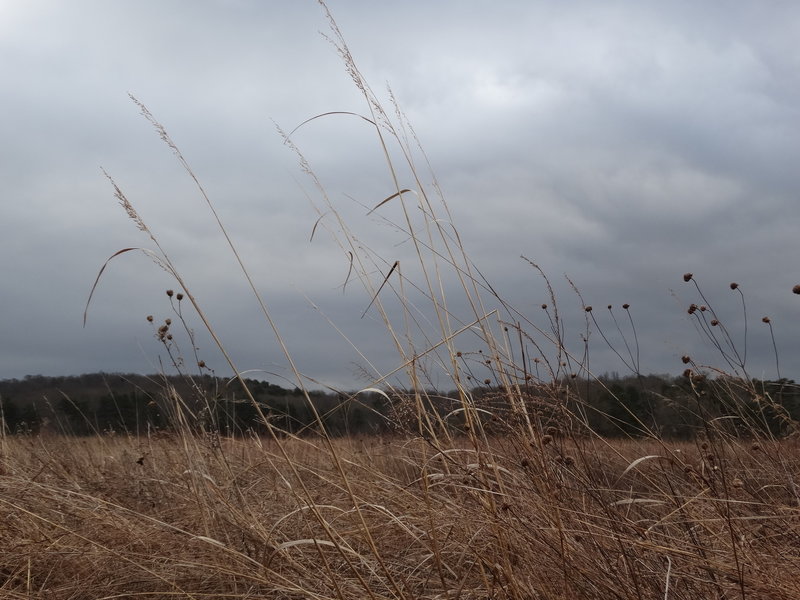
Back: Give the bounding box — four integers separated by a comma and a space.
3, 432, 800, 598
5, 3, 800, 598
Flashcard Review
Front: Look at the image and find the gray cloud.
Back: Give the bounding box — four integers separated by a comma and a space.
2, 1, 799, 390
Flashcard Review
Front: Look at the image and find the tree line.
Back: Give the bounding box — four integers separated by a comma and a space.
1, 372, 798, 439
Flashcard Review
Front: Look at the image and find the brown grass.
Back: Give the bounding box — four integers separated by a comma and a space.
33, 3, 800, 598
2, 431, 800, 599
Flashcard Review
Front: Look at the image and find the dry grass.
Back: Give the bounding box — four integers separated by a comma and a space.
2, 431, 800, 599
16, 3, 800, 598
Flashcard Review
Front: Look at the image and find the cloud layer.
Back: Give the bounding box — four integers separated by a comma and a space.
2, 1, 799, 390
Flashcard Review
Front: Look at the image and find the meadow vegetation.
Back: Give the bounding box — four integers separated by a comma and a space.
2, 5, 800, 598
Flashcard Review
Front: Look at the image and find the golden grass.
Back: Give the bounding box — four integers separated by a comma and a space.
2, 431, 800, 599
55, 3, 800, 598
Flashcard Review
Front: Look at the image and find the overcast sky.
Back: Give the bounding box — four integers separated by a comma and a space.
2, 1, 799, 391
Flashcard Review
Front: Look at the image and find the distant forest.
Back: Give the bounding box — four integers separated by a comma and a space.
1, 372, 798, 439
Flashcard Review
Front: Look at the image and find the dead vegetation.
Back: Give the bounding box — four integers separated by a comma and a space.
5, 3, 799, 598
2, 431, 800, 599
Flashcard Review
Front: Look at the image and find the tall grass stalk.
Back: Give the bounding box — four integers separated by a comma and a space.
4, 3, 800, 599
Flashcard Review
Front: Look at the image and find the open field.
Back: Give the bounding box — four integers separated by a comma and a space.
6, 5, 798, 599
2, 431, 800, 599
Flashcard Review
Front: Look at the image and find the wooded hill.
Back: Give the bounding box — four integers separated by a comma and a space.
1, 372, 798, 439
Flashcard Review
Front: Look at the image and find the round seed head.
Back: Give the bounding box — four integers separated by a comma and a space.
794, 285, 800, 295
762, 316, 771, 323
176, 293, 184, 301
541, 303, 548, 310
584, 305, 592, 312
622, 303, 630, 309
166, 289, 174, 297
682, 355, 691, 364
683, 273, 693, 282
146, 315, 154, 322
710, 319, 719, 326
730, 282, 739, 290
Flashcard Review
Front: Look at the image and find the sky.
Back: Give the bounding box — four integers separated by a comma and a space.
2, 1, 799, 392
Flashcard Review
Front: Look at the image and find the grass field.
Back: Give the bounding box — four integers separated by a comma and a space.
2, 430, 800, 598
6, 5, 799, 598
